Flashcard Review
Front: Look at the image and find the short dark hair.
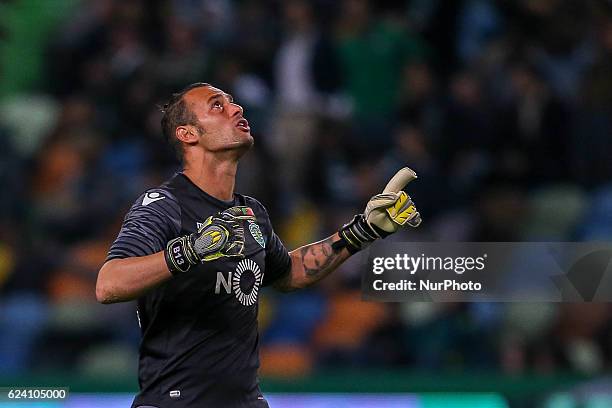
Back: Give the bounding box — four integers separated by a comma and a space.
160, 82, 210, 162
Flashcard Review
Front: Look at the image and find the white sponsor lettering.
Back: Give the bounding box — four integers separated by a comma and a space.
215, 271, 232, 294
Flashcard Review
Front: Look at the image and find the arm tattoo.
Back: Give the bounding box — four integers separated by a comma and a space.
299, 237, 339, 279
274, 234, 351, 292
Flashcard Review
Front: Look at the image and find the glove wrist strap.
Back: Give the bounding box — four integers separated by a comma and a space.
165, 236, 197, 275
334, 214, 379, 254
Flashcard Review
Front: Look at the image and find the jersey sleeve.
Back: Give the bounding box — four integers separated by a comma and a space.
251, 201, 291, 287
106, 189, 182, 261
262, 229, 292, 287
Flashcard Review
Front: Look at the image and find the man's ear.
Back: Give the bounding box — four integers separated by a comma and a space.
176, 125, 199, 144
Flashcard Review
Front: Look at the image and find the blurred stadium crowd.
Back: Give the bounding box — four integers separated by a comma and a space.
1, 0, 612, 381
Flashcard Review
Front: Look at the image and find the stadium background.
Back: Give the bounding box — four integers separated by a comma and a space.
1, 0, 612, 406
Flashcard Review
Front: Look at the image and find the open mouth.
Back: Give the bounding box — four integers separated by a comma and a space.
236, 118, 250, 132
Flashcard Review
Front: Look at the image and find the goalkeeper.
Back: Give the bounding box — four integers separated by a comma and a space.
96, 83, 421, 408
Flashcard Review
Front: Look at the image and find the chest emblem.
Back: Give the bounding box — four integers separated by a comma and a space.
249, 221, 266, 248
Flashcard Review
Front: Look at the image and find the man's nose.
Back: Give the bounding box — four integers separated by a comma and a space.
229, 102, 243, 117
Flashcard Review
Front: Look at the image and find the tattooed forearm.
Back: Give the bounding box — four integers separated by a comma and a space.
274, 233, 351, 292
300, 237, 340, 279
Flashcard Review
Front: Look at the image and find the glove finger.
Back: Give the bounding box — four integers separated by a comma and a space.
382, 167, 417, 194
197, 216, 214, 232
218, 218, 241, 231
224, 239, 245, 257
372, 192, 401, 201
366, 192, 401, 211
407, 212, 422, 228
386, 192, 418, 226
222, 206, 256, 220
200, 236, 244, 261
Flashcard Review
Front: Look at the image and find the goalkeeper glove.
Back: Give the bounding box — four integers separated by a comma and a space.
164, 206, 256, 275
333, 167, 422, 254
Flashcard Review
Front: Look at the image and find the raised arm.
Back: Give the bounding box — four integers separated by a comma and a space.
273, 167, 422, 292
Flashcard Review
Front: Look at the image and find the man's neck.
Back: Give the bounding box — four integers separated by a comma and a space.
182, 153, 238, 202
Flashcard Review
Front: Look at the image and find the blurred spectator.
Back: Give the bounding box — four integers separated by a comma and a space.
382, 123, 449, 217
397, 61, 444, 141
270, 0, 342, 207
440, 70, 496, 199
336, 0, 426, 155
497, 63, 572, 184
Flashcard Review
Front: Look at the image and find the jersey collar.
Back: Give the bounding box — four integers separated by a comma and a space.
176, 172, 238, 208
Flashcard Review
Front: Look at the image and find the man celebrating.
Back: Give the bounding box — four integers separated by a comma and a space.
96, 82, 421, 408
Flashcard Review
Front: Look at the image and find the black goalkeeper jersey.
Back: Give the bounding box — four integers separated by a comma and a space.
107, 172, 291, 408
